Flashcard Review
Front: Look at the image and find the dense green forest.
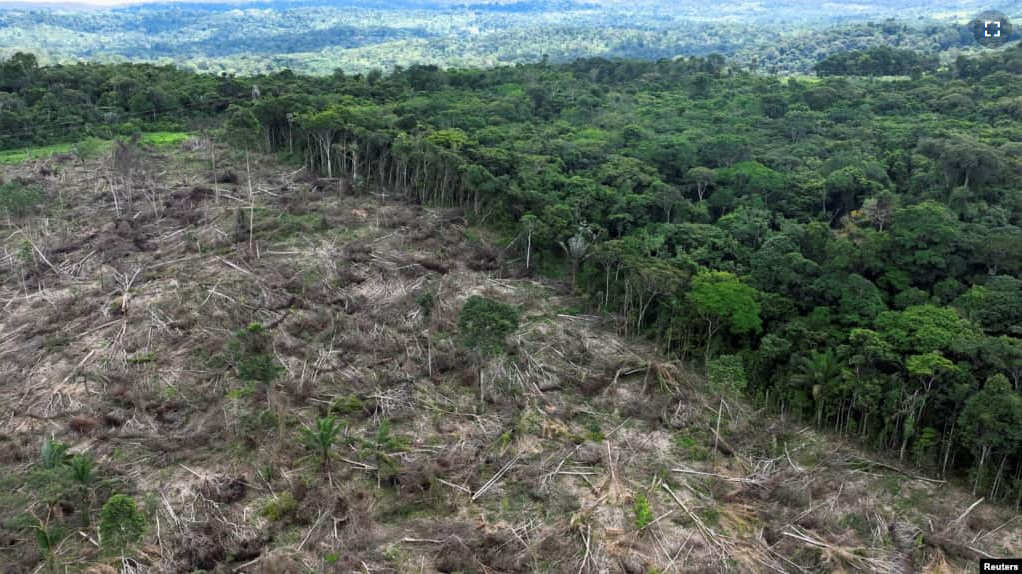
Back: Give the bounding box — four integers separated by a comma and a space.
0, 0, 1019, 75
3, 42, 1022, 504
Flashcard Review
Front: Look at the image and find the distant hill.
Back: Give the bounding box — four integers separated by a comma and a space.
0, 0, 1017, 74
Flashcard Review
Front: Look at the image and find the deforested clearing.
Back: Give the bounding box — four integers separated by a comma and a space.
0, 140, 1018, 574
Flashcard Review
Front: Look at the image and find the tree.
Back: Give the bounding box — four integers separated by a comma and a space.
653, 183, 683, 223
955, 276, 1022, 337
966, 226, 1022, 276
959, 375, 1022, 495
69, 454, 96, 524
27, 516, 62, 574
688, 270, 761, 363
697, 134, 750, 168
875, 304, 975, 354
889, 201, 959, 283
857, 191, 896, 231
750, 236, 818, 300
938, 138, 1002, 190
984, 335, 1022, 390
622, 255, 687, 335
519, 213, 544, 271
783, 108, 823, 145
824, 165, 880, 217
302, 106, 348, 178
789, 349, 848, 426
837, 274, 887, 324
722, 161, 786, 205
717, 205, 771, 250
223, 104, 262, 151
369, 419, 408, 486
902, 351, 958, 461
111, 136, 142, 214
39, 440, 68, 469
686, 166, 716, 202
561, 224, 595, 287
0, 52, 37, 91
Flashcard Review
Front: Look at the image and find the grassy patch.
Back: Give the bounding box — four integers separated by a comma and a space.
127, 350, 157, 365
253, 209, 329, 241
674, 430, 710, 461
0, 132, 188, 165
0, 142, 76, 164
878, 475, 903, 497
699, 506, 721, 528
139, 131, 190, 147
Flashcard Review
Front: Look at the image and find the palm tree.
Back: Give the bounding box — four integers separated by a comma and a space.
302, 416, 342, 471
29, 516, 61, 574
39, 440, 68, 469
69, 454, 96, 525
790, 349, 846, 427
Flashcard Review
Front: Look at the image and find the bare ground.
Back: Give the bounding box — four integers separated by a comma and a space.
0, 141, 1018, 574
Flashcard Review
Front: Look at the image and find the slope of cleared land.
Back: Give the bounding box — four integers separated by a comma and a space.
0, 140, 1018, 574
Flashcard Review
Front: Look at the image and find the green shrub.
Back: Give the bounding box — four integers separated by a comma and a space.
71, 137, 107, 160
0, 182, 43, 218
227, 322, 282, 384
99, 494, 145, 552
367, 419, 408, 484
633, 493, 653, 529
236, 353, 282, 383
237, 407, 278, 435
458, 296, 520, 356
260, 492, 297, 522
416, 289, 434, 320
706, 354, 747, 396
330, 393, 364, 415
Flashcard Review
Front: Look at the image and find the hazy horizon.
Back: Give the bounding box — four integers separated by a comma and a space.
0, 0, 259, 5
2, 0, 1014, 6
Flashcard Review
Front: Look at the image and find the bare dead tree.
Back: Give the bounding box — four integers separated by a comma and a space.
112, 136, 141, 214
111, 265, 143, 316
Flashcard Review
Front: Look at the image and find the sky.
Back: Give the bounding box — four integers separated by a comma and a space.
0, 0, 153, 4
0, 0, 254, 4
